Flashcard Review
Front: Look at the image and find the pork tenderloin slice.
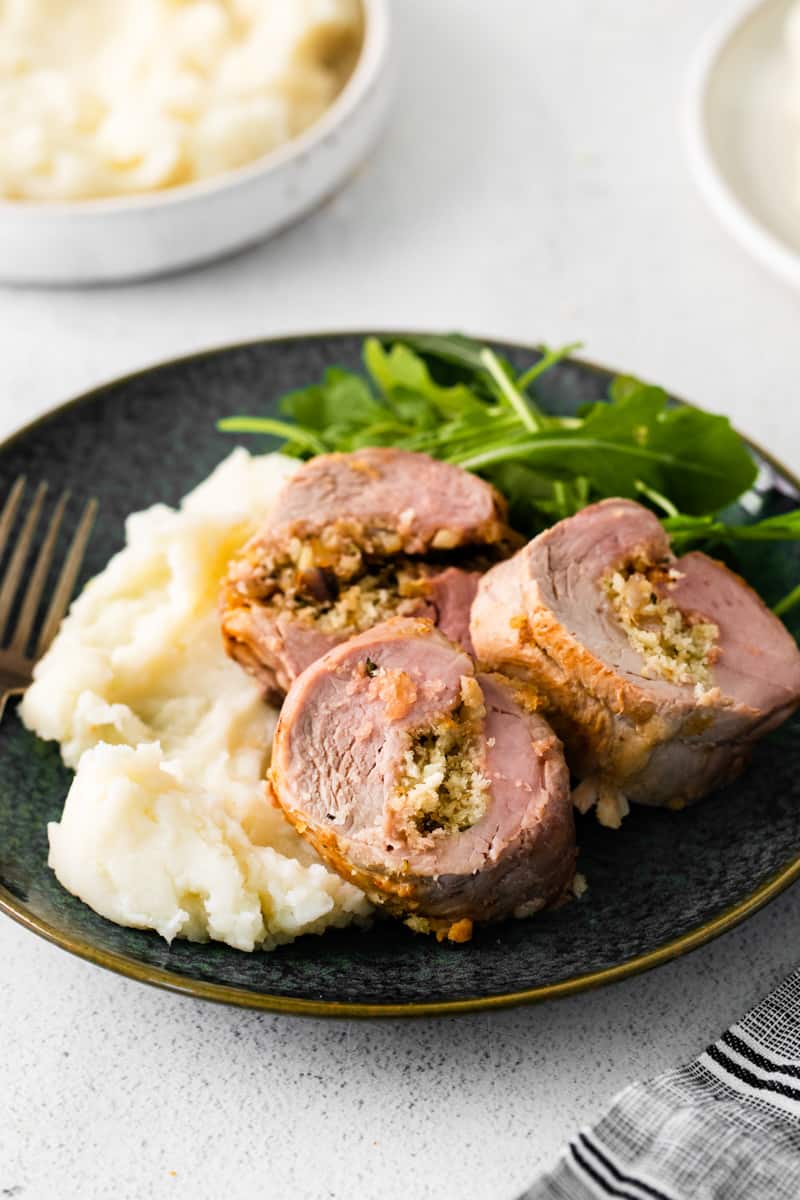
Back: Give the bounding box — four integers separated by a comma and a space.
222, 448, 515, 695
263, 448, 512, 556
270, 618, 576, 938
420, 566, 481, 656
221, 564, 481, 696
470, 498, 800, 809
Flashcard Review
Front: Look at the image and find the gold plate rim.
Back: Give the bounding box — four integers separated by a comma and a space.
1, 329, 798, 1018
2, 857, 800, 1018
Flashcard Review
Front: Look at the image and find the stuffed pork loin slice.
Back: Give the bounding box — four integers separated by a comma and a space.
270, 618, 575, 941
470, 498, 800, 822
221, 448, 516, 697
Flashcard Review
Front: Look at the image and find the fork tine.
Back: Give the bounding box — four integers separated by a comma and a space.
35, 497, 98, 658
0, 482, 47, 643
9, 489, 70, 654
0, 477, 26, 561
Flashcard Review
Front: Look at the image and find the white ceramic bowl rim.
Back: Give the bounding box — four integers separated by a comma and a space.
684, 0, 800, 292
0, 0, 388, 217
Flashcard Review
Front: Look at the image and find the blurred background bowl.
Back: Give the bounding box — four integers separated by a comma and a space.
0, 0, 392, 287
685, 0, 800, 292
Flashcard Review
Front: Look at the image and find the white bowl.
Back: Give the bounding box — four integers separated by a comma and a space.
685, 0, 800, 291
0, 0, 392, 286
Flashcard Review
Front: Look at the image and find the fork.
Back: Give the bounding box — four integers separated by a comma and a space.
0, 477, 97, 718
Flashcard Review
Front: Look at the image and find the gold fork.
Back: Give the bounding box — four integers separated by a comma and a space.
0, 477, 97, 717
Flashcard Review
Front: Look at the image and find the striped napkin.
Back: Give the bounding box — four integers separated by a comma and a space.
521, 969, 800, 1200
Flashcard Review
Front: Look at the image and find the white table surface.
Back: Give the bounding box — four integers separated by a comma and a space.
3, 2, 800, 1198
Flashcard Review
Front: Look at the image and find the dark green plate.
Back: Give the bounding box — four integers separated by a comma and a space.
2, 333, 799, 1018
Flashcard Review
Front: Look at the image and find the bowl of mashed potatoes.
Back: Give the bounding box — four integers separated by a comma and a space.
0, 0, 391, 284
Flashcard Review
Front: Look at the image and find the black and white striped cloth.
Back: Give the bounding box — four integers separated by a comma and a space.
521, 969, 800, 1200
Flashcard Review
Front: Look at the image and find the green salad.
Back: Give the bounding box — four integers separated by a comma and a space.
218, 334, 800, 615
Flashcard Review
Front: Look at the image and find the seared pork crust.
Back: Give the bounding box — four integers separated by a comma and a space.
222, 449, 518, 696
270, 618, 576, 938
471, 498, 800, 810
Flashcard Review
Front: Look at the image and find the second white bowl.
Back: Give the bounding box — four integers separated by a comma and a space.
685, 0, 800, 291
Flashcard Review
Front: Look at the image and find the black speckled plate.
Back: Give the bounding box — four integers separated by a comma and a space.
2, 333, 799, 1018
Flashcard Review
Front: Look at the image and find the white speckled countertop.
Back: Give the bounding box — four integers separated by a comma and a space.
2, 3, 800, 1197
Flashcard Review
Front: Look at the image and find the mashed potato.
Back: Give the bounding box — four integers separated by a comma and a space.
0, 0, 363, 202
20, 449, 371, 951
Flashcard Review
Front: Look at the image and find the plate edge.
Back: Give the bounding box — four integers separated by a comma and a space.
1, 329, 798, 1017
3, 855, 800, 1018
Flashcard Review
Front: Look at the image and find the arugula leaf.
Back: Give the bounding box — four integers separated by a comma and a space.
648, 406, 757, 513
217, 416, 327, 455
774, 583, 800, 617
658, 509, 800, 618
363, 338, 484, 419
217, 334, 794, 561
479, 348, 545, 432
663, 509, 800, 550
556, 382, 755, 512
517, 343, 582, 392
384, 333, 490, 377
487, 463, 591, 528
454, 378, 756, 515
281, 367, 386, 435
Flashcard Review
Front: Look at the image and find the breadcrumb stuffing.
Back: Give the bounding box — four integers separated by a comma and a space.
254, 542, 431, 635
313, 566, 428, 633
389, 675, 490, 838
596, 786, 630, 830
572, 778, 630, 828
403, 915, 474, 942
604, 563, 718, 687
